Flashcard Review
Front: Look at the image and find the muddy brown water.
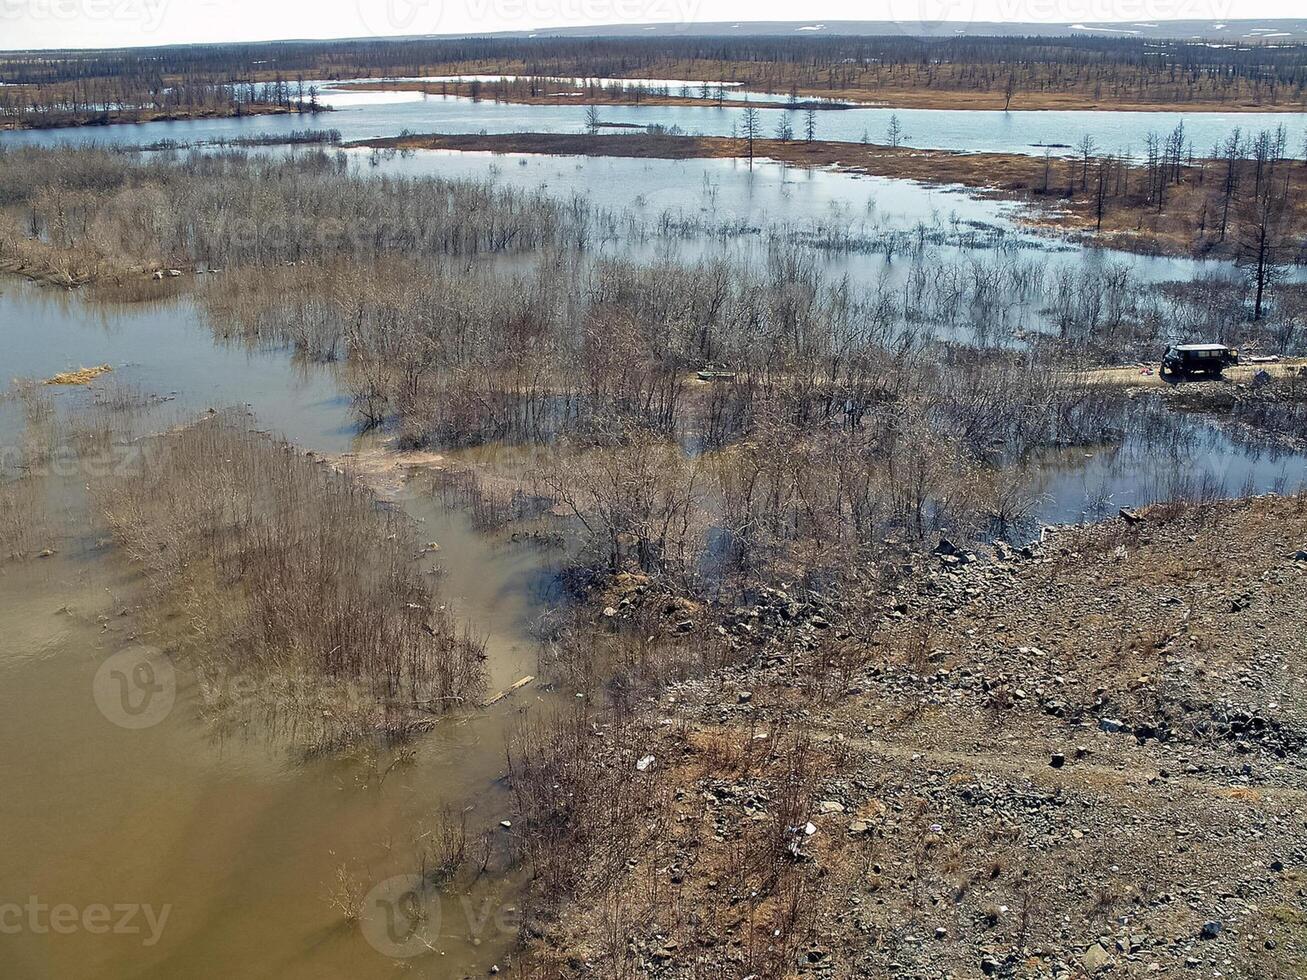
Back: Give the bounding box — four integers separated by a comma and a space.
2, 220, 1306, 976
0, 278, 563, 978
0, 478, 558, 979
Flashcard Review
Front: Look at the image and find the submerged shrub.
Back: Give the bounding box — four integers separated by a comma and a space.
92, 411, 485, 747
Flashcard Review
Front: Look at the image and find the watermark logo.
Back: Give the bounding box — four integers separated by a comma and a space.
0, 898, 171, 947
356, 875, 524, 960
354, 0, 700, 39
0, 0, 169, 33
356, 0, 443, 36
358, 875, 442, 959
93, 646, 176, 730
0, 443, 159, 482
884, 0, 976, 35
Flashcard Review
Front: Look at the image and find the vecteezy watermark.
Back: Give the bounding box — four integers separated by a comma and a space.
0, 442, 159, 482
993, 0, 1235, 22
358, 875, 441, 959
192, 664, 377, 716
92, 645, 176, 730
355, 0, 700, 39
90, 654, 400, 734
358, 875, 522, 960
0, 0, 169, 31
0, 898, 171, 947
884, 0, 977, 35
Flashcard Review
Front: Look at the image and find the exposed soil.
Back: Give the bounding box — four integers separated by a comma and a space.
1079, 359, 1307, 387
529, 494, 1307, 978
326, 440, 449, 500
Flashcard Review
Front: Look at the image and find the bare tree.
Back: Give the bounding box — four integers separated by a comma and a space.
1218, 127, 1244, 241
1094, 158, 1110, 232
1236, 173, 1291, 321
1076, 134, 1097, 192
741, 106, 761, 167
886, 114, 903, 148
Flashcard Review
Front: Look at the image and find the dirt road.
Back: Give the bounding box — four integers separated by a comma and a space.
1080, 357, 1307, 387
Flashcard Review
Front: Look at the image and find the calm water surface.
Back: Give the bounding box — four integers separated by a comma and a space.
2, 80, 1301, 158
2, 85, 1306, 975
0, 279, 558, 979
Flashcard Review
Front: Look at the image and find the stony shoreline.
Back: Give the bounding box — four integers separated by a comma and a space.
527, 494, 1307, 978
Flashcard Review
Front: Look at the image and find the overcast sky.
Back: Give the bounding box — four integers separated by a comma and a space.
0, 0, 1299, 51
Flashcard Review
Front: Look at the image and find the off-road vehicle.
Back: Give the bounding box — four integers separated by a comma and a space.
1161, 343, 1239, 378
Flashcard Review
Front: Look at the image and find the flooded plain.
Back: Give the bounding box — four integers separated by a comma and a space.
1, 78, 1301, 158
2, 90, 1306, 977
2, 273, 1305, 979
0, 280, 561, 979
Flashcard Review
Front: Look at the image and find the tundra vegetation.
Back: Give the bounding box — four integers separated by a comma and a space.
1, 62, 1306, 971
2, 147, 1303, 586
4, 33, 1306, 113
0, 384, 487, 750
86, 411, 486, 750
0, 78, 322, 130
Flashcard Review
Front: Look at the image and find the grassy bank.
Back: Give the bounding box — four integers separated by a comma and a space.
91, 412, 487, 749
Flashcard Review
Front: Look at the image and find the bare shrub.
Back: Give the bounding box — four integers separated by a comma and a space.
91, 411, 486, 746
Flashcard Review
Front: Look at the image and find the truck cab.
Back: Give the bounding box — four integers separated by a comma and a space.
1161, 344, 1239, 378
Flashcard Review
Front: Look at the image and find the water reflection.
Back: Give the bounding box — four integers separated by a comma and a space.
3, 78, 1301, 160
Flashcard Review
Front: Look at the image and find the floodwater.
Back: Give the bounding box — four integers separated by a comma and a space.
2, 85, 1306, 976
353, 146, 1292, 294
354, 144, 1029, 229
0, 278, 562, 979
1031, 409, 1307, 526
1, 78, 1301, 158
0, 537, 544, 979
2, 259, 1305, 977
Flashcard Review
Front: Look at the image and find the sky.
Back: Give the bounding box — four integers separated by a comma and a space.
0, 0, 1300, 51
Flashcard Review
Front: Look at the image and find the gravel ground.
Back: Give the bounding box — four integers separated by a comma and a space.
528, 494, 1307, 979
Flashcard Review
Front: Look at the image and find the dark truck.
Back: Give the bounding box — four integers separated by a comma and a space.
1161, 343, 1239, 378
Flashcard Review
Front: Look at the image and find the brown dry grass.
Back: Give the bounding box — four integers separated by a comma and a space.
42, 365, 112, 386
92, 412, 487, 748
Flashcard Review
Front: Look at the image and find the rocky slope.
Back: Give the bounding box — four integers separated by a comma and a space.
528, 494, 1307, 979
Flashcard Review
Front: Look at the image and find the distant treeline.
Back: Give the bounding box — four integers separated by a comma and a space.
0, 76, 322, 129
2, 34, 1305, 106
